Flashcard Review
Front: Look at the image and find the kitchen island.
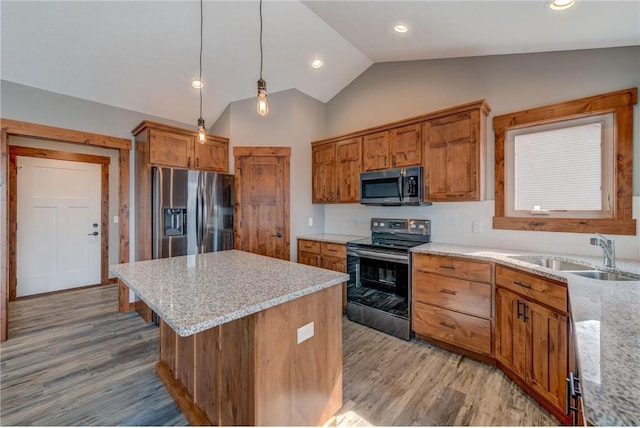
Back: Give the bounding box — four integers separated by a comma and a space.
110, 250, 348, 426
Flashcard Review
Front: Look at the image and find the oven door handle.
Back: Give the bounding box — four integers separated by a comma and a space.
349, 249, 409, 264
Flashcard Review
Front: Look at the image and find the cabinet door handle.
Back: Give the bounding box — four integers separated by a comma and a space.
439, 265, 455, 270
514, 280, 532, 289
392, 154, 396, 165
196, 158, 200, 168
517, 299, 523, 319
523, 302, 529, 322
187, 156, 191, 168
439, 321, 456, 329
439, 289, 457, 295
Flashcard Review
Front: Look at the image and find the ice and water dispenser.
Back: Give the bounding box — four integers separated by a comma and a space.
164, 208, 187, 236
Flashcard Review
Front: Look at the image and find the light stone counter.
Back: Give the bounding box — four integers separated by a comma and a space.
110, 250, 349, 337
411, 242, 640, 426
297, 233, 367, 244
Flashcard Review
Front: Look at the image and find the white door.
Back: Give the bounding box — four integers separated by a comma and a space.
16, 156, 102, 297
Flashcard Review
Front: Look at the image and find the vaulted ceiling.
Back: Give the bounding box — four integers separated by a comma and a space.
2, 1, 638, 126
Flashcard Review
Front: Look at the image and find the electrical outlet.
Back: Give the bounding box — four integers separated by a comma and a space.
308, 217, 313, 227
472, 221, 482, 233
297, 321, 314, 344
113, 215, 119, 224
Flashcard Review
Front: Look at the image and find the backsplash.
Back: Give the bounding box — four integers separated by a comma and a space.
323, 196, 640, 261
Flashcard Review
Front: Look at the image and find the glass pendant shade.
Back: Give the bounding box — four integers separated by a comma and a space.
257, 78, 269, 117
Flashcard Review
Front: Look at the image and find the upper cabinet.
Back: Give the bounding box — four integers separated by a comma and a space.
134, 121, 229, 173
311, 100, 490, 204
423, 102, 489, 202
362, 124, 422, 171
312, 137, 361, 203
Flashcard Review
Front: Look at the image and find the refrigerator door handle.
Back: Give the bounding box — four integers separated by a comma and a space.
195, 174, 201, 252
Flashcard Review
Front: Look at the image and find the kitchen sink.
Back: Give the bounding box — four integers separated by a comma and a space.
567, 270, 638, 281
508, 256, 593, 271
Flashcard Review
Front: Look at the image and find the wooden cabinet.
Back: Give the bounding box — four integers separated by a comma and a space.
132, 120, 230, 263
495, 265, 570, 424
412, 253, 493, 359
362, 124, 422, 171
311, 137, 361, 203
423, 101, 489, 201
311, 100, 490, 204
297, 239, 347, 310
136, 121, 229, 172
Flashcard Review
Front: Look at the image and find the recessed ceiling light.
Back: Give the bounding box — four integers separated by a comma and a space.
394, 23, 409, 33
191, 79, 204, 89
311, 59, 323, 69
548, 0, 575, 11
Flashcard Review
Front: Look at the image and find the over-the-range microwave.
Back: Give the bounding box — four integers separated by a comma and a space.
360, 166, 429, 206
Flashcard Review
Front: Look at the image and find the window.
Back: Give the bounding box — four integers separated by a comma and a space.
493, 88, 637, 235
505, 113, 614, 218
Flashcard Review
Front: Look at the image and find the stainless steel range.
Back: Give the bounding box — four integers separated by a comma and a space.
346, 218, 431, 340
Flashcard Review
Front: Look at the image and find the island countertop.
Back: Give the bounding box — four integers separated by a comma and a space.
110, 250, 349, 337
411, 242, 640, 426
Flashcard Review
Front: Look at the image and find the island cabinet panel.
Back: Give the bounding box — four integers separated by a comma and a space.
156, 284, 343, 426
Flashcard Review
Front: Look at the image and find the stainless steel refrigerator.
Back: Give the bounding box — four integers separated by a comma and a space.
152, 166, 234, 259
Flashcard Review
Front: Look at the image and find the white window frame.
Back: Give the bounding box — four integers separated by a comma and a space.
504, 112, 615, 219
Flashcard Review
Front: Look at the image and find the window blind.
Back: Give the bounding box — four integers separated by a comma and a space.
514, 122, 602, 211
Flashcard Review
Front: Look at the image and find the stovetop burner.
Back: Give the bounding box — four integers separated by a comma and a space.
347, 218, 431, 251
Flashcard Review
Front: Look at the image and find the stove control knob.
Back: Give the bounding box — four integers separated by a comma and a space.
410, 224, 417, 229
418, 224, 425, 229
373, 222, 378, 227
380, 222, 385, 227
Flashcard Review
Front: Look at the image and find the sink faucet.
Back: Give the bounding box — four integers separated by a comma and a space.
590, 233, 616, 268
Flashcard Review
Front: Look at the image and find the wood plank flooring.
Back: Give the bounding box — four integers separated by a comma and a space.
0, 285, 557, 426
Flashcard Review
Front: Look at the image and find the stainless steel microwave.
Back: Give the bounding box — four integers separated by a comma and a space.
360, 166, 426, 206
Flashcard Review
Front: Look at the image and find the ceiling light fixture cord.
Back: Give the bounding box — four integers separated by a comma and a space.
259, 0, 263, 80
256, 0, 269, 116
196, 0, 207, 143
199, 0, 203, 119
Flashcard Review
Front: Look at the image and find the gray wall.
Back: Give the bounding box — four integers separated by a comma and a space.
1, 80, 196, 266
325, 46, 640, 198
211, 89, 327, 260
321, 46, 640, 259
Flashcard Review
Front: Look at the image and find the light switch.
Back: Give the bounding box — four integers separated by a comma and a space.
297, 321, 314, 344
113, 215, 119, 224
308, 217, 313, 227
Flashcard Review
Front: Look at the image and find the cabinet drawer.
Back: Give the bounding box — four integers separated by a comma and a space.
413, 254, 492, 283
496, 265, 567, 313
412, 302, 491, 355
298, 239, 320, 254
413, 271, 491, 318
321, 242, 346, 258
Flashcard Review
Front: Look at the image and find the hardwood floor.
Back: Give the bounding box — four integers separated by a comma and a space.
0, 285, 557, 426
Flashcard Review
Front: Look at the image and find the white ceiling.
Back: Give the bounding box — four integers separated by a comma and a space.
2, 1, 639, 128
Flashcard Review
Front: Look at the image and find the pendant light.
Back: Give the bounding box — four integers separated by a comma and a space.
256, 0, 269, 116
196, 0, 207, 143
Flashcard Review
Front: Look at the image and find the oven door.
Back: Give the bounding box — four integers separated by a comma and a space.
347, 247, 410, 326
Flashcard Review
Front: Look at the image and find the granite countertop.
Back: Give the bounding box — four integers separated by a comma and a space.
297, 233, 367, 245
412, 243, 640, 426
110, 250, 349, 337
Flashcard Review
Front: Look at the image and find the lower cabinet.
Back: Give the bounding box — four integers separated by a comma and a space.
495, 265, 571, 425
298, 239, 347, 311
412, 253, 493, 359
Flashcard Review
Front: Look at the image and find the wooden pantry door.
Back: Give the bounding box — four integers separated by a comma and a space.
233, 147, 290, 260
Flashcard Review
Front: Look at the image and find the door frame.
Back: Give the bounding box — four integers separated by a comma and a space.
1, 118, 131, 342
9, 146, 110, 300
233, 146, 291, 260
